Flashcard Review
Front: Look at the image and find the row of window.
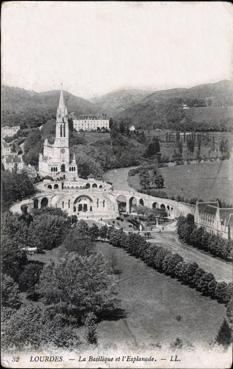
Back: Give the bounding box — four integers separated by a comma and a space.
51, 167, 58, 172
69, 167, 76, 171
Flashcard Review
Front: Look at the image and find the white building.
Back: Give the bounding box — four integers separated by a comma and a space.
2, 126, 20, 138
2, 154, 25, 173
73, 115, 109, 132
194, 200, 233, 240
38, 86, 79, 179
129, 125, 136, 132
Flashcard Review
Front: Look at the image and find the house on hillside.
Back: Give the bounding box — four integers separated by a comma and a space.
129, 125, 136, 132
194, 200, 233, 240
2, 154, 25, 173
73, 114, 109, 132
1, 139, 12, 156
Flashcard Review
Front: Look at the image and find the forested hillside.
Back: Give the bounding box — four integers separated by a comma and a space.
1, 86, 98, 128
114, 80, 233, 131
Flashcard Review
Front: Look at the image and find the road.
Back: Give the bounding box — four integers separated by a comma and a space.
104, 167, 136, 191
148, 232, 232, 283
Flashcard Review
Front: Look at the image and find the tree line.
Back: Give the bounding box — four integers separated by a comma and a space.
95, 225, 233, 307
2, 210, 119, 349
177, 215, 233, 261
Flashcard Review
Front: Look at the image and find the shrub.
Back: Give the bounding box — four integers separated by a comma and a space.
18, 262, 43, 292
2, 274, 21, 309
216, 319, 232, 347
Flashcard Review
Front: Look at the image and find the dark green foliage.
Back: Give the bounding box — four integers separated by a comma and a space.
216, 319, 232, 347
36, 253, 118, 317
18, 262, 43, 292
144, 136, 160, 157
104, 226, 229, 304
62, 228, 95, 256
177, 215, 233, 261
99, 225, 108, 239
1, 304, 81, 349
85, 312, 97, 345
2, 274, 21, 309
226, 297, 233, 324
2, 171, 35, 210
89, 224, 99, 241
23, 129, 43, 166
28, 213, 69, 250
2, 233, 28, 281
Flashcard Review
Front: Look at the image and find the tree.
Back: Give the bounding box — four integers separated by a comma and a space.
18, 262, 43, 292
144, 136, 160, 157
216, 319, 232, 347
28, 214, 69, 250
62, 228, 95, 256
23, 129, 43, 166
2, 234, 28, 281
2, 274, 21, 309
1, 304, 81, 350
197, 272, 215, 294
99, 225, 108, 239
208, 279, 217, 298
36, 253, 118, 318
2, 171, 35, 210
226, 297, 233, 324
89, 224, 99, 241
182, 262, 199, 284
76, 219, 89, 234
140, 169, 150, 190
215, 282, 228, 303
190, 268, 205, 288
154, 247, 170, 271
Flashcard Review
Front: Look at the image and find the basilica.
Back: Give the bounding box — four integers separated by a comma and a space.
39, 86, 78, 179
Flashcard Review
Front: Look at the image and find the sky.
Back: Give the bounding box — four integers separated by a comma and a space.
2, 1, 233, 99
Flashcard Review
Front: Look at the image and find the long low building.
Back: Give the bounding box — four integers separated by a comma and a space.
194, 200, 233, 240
73, 115, 109, 132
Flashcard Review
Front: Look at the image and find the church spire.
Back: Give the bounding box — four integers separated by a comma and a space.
57, 83, 68, 122
58, 83, 65, 109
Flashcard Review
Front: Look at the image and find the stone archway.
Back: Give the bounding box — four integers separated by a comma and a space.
54, 184, 59, 189
139, 198, 144, 206
41, 197, 48, 208
92, 183, 97, 188
129, 197, 137, 213
116, 194, 127, 213
73, 195, 93, 213
85, 183, 90, 189
160, 204, 165, 210
61, 164, 65, 172
152, 202, 157, 209
33, 198, 39, 209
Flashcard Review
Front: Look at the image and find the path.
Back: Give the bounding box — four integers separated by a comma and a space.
148, 232, 232, 283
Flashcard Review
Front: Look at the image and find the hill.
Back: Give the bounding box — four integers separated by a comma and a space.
91, 88, 150, 116
114, 80, 233, 131
1, 85, 99, 129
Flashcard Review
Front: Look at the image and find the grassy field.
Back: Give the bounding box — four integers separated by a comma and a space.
128, 159, 233, 204
160, 159, 233, 203
96, 242, 225, 349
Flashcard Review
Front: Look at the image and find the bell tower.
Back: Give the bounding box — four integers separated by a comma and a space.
53, 84, 70, 165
